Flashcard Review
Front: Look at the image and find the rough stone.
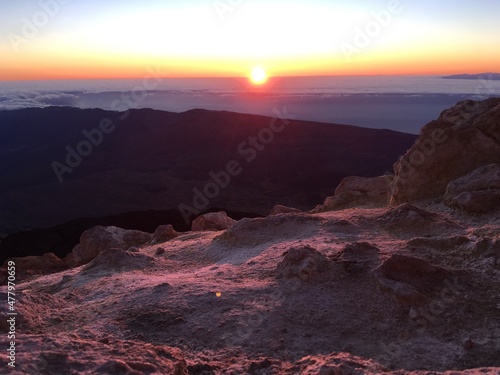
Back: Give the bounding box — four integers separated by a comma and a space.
70, 226, 152, 266
3, 252, 65, 272
269, 205, 302, 215
331, 242, 381, 273
390, 98, 500, 204
444, 164, 500, 213
313, 175, 393, 212
150, 224, 178, 244
191, 211, 236, 232
276, 246, 330, 280
373, 254, 452, 305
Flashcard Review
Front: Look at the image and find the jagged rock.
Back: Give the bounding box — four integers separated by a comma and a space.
70, 226, 152, 266
81, 248, 157, 275
276, 246, 330, 280
294, 353, 386, 375
334, 175, 393, 204
377, 204, 461, 236
443, 164, 500, 213
331, 242, 381, 273
191, 211, 236, 232
3, 252, 66, 272
269, 205, 302, 215
150, 224, 178, 244
313, 175, 393, 212
214, 213, 321, 248
373, 254, 452, 305
390, 98, 500, 204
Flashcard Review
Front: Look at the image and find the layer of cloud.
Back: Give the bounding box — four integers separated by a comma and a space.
0, 91, 79, 110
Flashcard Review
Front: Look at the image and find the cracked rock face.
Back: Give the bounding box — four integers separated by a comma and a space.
444, 163, 500, 213
390, 98, 500, 204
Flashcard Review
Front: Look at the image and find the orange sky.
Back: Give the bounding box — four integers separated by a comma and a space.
1, 1, 500, 81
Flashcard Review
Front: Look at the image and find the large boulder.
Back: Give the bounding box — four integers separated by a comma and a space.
70, 226, 152, 266
331, 242, 381, 273
373, 254, 452, 305
443, 164, 500, 213
269, 205, 302, 215
191, 211, 236, 231
313, 175, 393, 212
2, 252, 65, 271
276, 246, 330, 280
150, 224, 178, 244
377, 204, 462, 237
81, 248, 157, 276
1, 253, 68, 280
390, 98, 500, 204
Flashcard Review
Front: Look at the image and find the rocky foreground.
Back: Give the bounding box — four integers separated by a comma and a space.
1, 99, 499, 374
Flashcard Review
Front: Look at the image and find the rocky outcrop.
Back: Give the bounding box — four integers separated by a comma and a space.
444, 164, 500, 213
373, 254, 453, 305
2, 252, 65, 271
81, 248, 157, 276
377, 204, 462, 236
390, 98, 500, 204
191, 211, 236, 232
1, 253, 67, 280
269, 205, 302, 215
69, 226, 152, 266
331, 242, 381, 273
276, 246, 330, 280
213, 213, 321, 248
313, 175, 393, 212
150, 224, 178, 244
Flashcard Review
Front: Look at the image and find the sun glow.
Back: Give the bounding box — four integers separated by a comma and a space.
250, 66, 268, 85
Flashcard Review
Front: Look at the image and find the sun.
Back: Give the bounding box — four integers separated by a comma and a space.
250, 66, 268, 85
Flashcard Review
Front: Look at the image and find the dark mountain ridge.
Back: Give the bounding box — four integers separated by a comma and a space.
0, 106, 417, 260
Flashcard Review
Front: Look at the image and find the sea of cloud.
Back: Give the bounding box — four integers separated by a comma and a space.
3, 74, 500, 134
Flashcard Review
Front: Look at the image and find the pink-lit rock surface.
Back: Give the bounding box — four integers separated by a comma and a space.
1, 205, 499, 374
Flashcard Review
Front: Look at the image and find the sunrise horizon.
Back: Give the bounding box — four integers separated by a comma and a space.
2, 1, 500, 82
1, 2, 500, 373
2, 70, 500, 83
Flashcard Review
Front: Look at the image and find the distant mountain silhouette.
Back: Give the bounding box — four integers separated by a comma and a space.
442, 73, 500, 80
0, 106, 416, 258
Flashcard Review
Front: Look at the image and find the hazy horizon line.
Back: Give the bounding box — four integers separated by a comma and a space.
2, 72, 500, 83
